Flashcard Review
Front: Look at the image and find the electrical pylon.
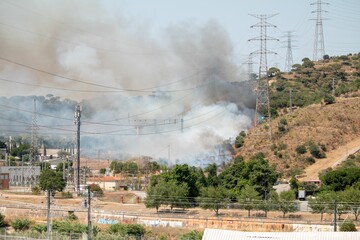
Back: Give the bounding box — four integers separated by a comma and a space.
248, 14, 278, 139
311, 0, 329, 61
284, 31, 294, 72
74, 104, 82, 194
30, 98, 39, 164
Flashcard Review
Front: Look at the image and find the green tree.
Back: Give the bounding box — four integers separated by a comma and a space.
320, 167, 360, 191
164, 180, 189, 211
237, 185, 261, 217
258, 190, 278, 218
145, 180, 167, 213
341, 187, 360, 220
205, 163, 218, 186
39, 169, 66, 193
197, 186, 229, 216
302, 57, 315, 68
162, 164, 200, 198
276, 190, 298, 218
308, 191, 333, 221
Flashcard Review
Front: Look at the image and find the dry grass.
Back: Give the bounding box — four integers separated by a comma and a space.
238, 97, 360, 178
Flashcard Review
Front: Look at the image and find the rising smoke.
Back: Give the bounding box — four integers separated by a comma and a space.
0, 0, 255, 166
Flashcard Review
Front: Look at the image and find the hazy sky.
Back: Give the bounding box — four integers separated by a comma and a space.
0, 0, 359, 162
116, 0, 360, 67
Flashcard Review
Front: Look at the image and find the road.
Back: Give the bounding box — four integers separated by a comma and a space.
299, 137, 360, 180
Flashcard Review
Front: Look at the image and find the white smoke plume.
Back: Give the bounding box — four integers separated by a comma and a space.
0, 0, 255, 165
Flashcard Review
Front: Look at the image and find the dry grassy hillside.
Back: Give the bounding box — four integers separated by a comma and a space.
237, 97, 360, 177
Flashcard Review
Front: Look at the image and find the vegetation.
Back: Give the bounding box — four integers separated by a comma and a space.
108, 223, 146, 239
320, 167, 360, 191
0, 213, 6, 227
237, 185, 261, 217
39, 169, 66, 193
197, 186, 229, 216
180, 230, 203, 240
11, 219, 32, 231
340, 220, 357, 232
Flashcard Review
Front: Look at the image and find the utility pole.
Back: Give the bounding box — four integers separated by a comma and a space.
332, 78, 335, 97
87, 187, 92, 240
47, 189, 52, 239
248, 14, 279, 140
74, 105, 81, 194
289, 89, 293, 113
311, 0, 329, 61
284, 31, 295, 72
333, 199, 337, 232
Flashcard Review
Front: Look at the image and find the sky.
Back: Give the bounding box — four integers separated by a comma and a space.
0, 0, 359, 164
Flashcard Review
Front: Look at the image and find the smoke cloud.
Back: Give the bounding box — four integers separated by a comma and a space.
0, 0, 255, 165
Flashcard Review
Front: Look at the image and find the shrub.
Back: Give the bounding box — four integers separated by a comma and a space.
324, 94, 335, 104
235, 135, 244, 148
31, 186, 41, 195
11, 219, 32, 231
295, 145, 307, 154
0, 213, 5, 227
180, 230, 203, 240
108, 223, 146, 238
340, 220, 357, 232
61, 191, 73, 198
88, 184, 104, 197
306, 157, 316, 164
278, 143, 287, 150
31, 224, 47, 233
309, 143, 326, 158
67, 212, 78, 221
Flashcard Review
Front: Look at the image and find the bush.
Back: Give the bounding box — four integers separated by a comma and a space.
88, 184, 104, 197
61, 191, 73, 198
295, 145, 307, 154
52, 220, 86, 234
309, 143, 326, 158
235, 135, 244, 148
31, 186, 41, 195
67, 212, 78, 221
0, 213, 5, 227
11, 219, 32, 231
340, 220, 357, 231
305, 157, 316, 164
108, 223, 146, 237
180, 230, 203, 240
324, 94, 335, 104
31, 224, 47, 233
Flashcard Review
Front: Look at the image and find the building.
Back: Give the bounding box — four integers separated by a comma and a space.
0, 173, 9, 190
202, 228, 358, 240
87, 176, 126, 191
0, 166, 41, 186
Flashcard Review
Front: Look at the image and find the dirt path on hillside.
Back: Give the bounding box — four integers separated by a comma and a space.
299, 137, 360, 180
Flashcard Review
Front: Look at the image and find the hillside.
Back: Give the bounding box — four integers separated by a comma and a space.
237, 97, 360, 178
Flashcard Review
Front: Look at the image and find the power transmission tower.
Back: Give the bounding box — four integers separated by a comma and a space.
284, 31, 295, 72
242, 54, 257, 90
311, 0, 329, 61
248, 14, 279, 139
30, 98, 39, 164
74, 105, 82, 194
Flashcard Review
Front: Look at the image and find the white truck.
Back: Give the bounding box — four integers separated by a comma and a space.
298, 189, 306, 201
